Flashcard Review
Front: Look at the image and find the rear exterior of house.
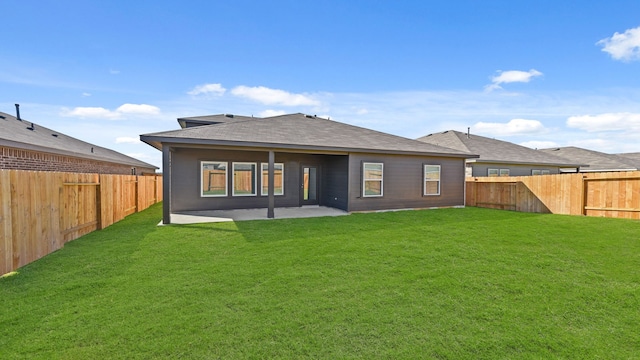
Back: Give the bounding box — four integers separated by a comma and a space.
141, 113, 476, 223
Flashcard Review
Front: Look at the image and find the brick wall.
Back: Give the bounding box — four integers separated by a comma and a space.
0, 146, 157, 175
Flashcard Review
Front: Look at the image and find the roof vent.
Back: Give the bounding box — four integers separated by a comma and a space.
15, 104, 21, 121
305, 115, 314, 119
27, 123, 35, 131
225, 114, 234, 118
52, 133, 59, 137
0, 115, 5, 119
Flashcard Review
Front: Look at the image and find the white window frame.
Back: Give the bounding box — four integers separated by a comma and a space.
499, 169, 510, 177
488, 168, 499, 177
541, 170, 550, 175
362, 162, 384, 197
232, 162, 257, 196
201, 161, 228, 197
532, 169, 551, 176
260, 163, 284, 196
424, 164, 441, 196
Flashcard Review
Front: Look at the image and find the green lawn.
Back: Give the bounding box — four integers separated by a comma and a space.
1, 204, 639, 359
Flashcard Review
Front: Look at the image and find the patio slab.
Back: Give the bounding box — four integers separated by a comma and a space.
164, 206, 349, 224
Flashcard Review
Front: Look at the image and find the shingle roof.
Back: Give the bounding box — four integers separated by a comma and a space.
616, 152, 640, 169
541, 147, 638, 172
141, 113, 476, 158
0, 111, 157, 169
417, 130, 581, 166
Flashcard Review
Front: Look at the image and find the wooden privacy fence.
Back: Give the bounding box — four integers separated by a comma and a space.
466, 171, 640, 219
1, 170, 162, 275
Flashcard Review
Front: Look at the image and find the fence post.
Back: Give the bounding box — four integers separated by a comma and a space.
95, 182, 102, 230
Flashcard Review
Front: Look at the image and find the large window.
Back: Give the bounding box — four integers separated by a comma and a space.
363, 162, 383, 197
424, 165, 441, 196
232, 162, 257, 196
201, 161, 228, 197
261, 163, 284, 196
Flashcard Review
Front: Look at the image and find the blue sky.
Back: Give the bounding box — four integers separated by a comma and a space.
2, 0, 640, 169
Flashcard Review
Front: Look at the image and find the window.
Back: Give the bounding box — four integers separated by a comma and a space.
488, 168, 509, 177
532, 169, 550, 176
201, 161, 227, 197
232, 162, 257, 196
261, 163, 284, 196
424, 165, 441, 196
363, 162, 383, 197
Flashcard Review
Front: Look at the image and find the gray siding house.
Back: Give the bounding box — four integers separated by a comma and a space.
541, 147, 639, 172
141, 113, 477, 223
417, 130, 581, 177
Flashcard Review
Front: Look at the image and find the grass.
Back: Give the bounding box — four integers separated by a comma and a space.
1, 204, 639, 359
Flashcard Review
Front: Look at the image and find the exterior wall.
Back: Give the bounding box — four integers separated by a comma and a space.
0, 146, 156, 175
470, 162, 562, 177
347, 153, 466, 212
169, 148, 349, 212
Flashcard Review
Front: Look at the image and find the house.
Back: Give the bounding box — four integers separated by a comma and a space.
140, 113, 477, 223
541, 147, 639, 172
416, 130, 581, 177
0, 107, 157, 174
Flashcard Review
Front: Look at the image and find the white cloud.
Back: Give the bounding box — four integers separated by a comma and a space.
473, 118, 547, 136
485, 69, 543, 91
597, 26, 640, 62
567, 112, 640, 132
356, 108, 369, 115
116, 103, 160, 115
188, 83, 226, 96
259, 109, 286, 117
109, 69, 120, 75
116, 136, 141, 144
231, 85, 320, 106
61, 103, 160, 119
82, 92, 91, 97
61, 106, 121, 119
520, 140, 558, 149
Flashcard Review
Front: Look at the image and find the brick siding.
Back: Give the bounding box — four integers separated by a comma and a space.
0, 146, 156, 175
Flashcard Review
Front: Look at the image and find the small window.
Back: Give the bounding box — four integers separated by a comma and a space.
499, 169, 510, 177
261, 163, 284, 196
488, 168, 499, 177
201, 161, 227, 197
532, 169, 550, 176
232, 162, 257, 196
424, 165, 441, 196
363, 162, 383, 197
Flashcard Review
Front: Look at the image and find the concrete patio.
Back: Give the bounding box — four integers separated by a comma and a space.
165, 205, 349, 224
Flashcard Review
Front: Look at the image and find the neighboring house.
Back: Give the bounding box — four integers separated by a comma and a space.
617, 152, 640, 168
140, 113, 477, 223
0, 108, 157, 174
416, 130, 581, 177
541, 147, 639, 172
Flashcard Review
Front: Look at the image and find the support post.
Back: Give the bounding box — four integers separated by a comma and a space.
268, 150, 275, 218
162, 145, 172, 224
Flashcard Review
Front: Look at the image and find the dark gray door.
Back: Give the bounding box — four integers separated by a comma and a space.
301, 166, 319, 205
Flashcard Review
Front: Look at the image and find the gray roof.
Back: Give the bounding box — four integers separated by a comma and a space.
141, 113, 476, 158
616, 152, 640, 168
0, 111, 158, 169
417, 130, 581, 167
541, 147, 638, 172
